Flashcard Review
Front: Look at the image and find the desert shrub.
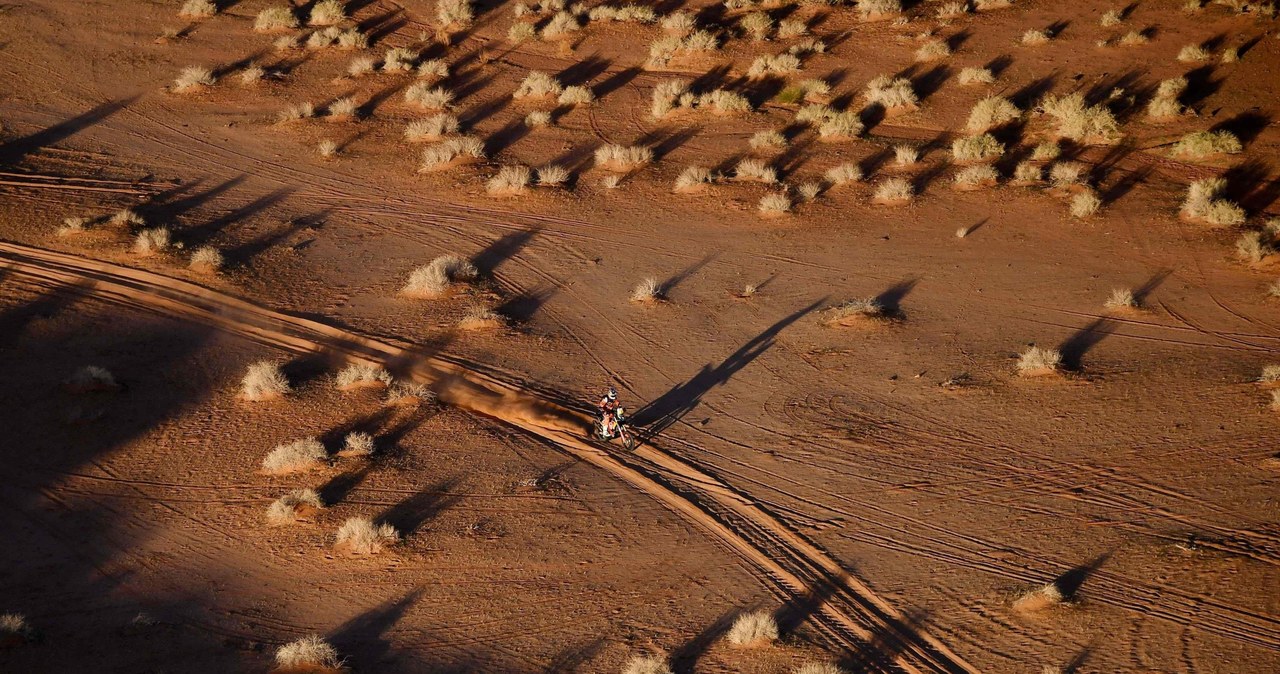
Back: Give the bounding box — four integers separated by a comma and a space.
975, 0, 1012, 8
278, 102, 315, 122
405, 114, 460, 141
1156, 77, 1188, 101
405, 83, 454, 109
487, 165, 532, 194
874, 177, 913, 202
403, 254, 478, 296
662, 11, 695, 34
1177, 44, 1211, 62
958, 67, 995, 85
508, 22, 537, 42
750, 130, 786, 150
417, 59, 448, 81
675, 166, 715, 190
915, 40, 951, 61
66, 366, 118, 392
758, 192, 791, 214
515, 71, 563, 99
1048, 161, 1086, 188
740, 12, 773, 40
595, 144, 653, 168
1105, 288, 1137, 310
536, 164, 570, 186
525, 110, 552, 127
798, 182, 822, 201
1032, 141, 1061, 161
601, 175, 622, 189
241, 361, 290, 400
1013, 161, 1042, 182
698, 89, 753, 113
938, 1, 970, 18
955, 164, 999, 187
262, 438, 327, 474
787, 38, 826, 55
623, 655, 674, 674
651, 79, 690, 117
1260, 364, 1280, 383
827, 298, 887, 323
966, 95, 1020, 132
631, 278, 663, 302
1013, 582, 1067, 612
796, 663, 846, 674
277, 636, 342, 670
1119, 30, 1148, 45
795, 103, 834, 126
239, 64, 266, 85
382, 47, 417, 72
778, 18, 808, 38
1236, 231, 1274, 263
1021, 29, 1051, 45
307, 26, 344, 49
179, 0, 218, 18
818, 111, 863, 140
559, 85, 595, 105
1017, 346, 1062, 374
951, 133, 1004, 161
858, 0, 902, 18
418, 135, 486, 170
735, 158, 777, 183
0, 613, 34, 642
542, 11, 581, 38
335, 27, 367, 49
134, 227, 171, 254
316, 139, 338, 157
1222, 46, 1239, 63
343, 431, 375, 456
726, 611, 779, 645
746, 53, 801, 78
1070, 189, 1102, 217
309, 0, 346, 25
336, 362, 394, 389
1182, 177, 1245, 225
274, 34, 301, 50
865, 75, 918, 109
1147, 95, 1183, 120
1170, 130, 1243, 158
1040, 93, 1120, 143
173, 66, 215, 92
255, 6, 298, 32
266, 488, 323, 525
438, 0, 475, 26
589, 4, 658, 22
110, 208, 146, 227
825, 163, 862, 185
327, 97, 358, 119
894, 145, 920, 166
682, 29, 719, 52
57, 216, 90, 236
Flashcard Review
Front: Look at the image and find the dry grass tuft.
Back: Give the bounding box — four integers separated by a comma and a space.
1048, 161, 1087, 189
65, 365, 119, 393
938, 1, 970, 18
458, 305, 505, 330
508, 21, 537, 42
631, 278, 664, 303
1104, 288, 1138, 310
1119, 30, 1148, 46
958, 67, 995, 85
239, 64, 267, 85
1070, 189, 1102, 218
326, 97, 359, 120
894, 145, 920, 166
589, 4, 659, 23
1177, 44, 1211, 62
750, 129, 787, 150
740, 12, 773, 41
343, 431, 375, 456
1260, 364, 1280, 383
735, 158, 778, 183
651, 79, 690, 117
858, 0, 902, 19
254, 6, 298, 32
110, 208, 146, 227
747, 53, 802, 78
57, 216, 90, 237
726, 611, 779, 646
173, 66, 215, 92
817, 111, 863, 140
336, 516, 399, 553
675, 166, 716, 191
309, 0, 347, 26
1031, 141, 1061, 161
966, 96, 1020, 132
1017, 346, 1062, 375
402, 254, 478, 296
1021, 28, 1052, 45
623, 655, 674, 674
487, 165, 532, 195
595, 144, 653, 170
180, 0, 218, 19
0, 613, 35, 642
951, 133, 1004, 162
418, 135, 485, 170
559, 85, 595, 106
698, 89, 754, 114
405, 82, 454, 109
915, 40, 951, 62
266, 488, 324, 525
825, 163, 863, 186
1013, 582, 1066, 611
241, 361, 290, 400
542, 11, 581, 38
874, 177, 913, 203
1236, 231, 1274, 264
865, 75, 918, 109
276, 635, 343, 669
382, 47, 418, 72
1182, 177, 1245, 226
438, 0, 475, 27
758, 192, 792, 215
954, 164, 999, 188
417, 59, 449, 80
778, 18, 808, 38
1013, 161, 1042, 183
405, 114, 460, 142
134, 227, 171, 255
515, 71, 564, 99
796, 664, 847, 674
335, 362, 394, 389
1040, 93, 1120, 143
827, 298, 888, 324
1170, 130, 1243, 158
277, 102, 316, 123
537, 164, 570, 186
262, 438, 327, 474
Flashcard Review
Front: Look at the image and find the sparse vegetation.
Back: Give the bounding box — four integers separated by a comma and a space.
915, 40, 951, 62
326, 97, 358, 120
958, 67, 995, 85
631, 278, 663, 303
179, 0, 218, 19
57, 216, 89, 236
1236, 231, 1274, 264
404, 83, 454, 109
0, 613, 35, 643
239, 64, 266, 85
559, 85, 595, 106
537, 164, 570, 186
817, 111, 863, 140
542, 11, 581, 39
515, 71, 564, 99
1260, 364, 1280, 383
955, 164, 999, 188
623, 655, 674, 674
759, 192, 792, 215
874, 178, 913, 203
1013, 582, 1067, 611
698, 89, 754, 114
1105, 288, 1138, 310
750, 129, 787, 150
1021, 29, 1052, 45
405, 114, 460, 142
1049, 161, 1087, 188
382, 47, 418, 72
1070, 189, 1102, 218
1182, 177, 1246, 226
651, 79, 690, 117
796, 663, 846, 674
266, 488, 323, 525
951, 133, 1004, 162
134, 227, 171, 255
508, 21, 537, 42
675, 166, 716, 191
487, 165, 532, 195
309, 0, 347, 26
894, 145, 920, 166
865, 75, 918, 109
740, 12, 773, 41
1178, 44, 1211, 62
1032, 141, 1061, 161
747, 53, 802, 78
735, 158, 778, 183
402, 254, 478, 296
254, 6, 298, 32
858, 0, 902, 19
276, 635, 343, 670
827, 298, 888, 324
595, 144, 653, 169
1101, 8, 1124, 26
1013, 161, 1042, 183
726, 611, 779, 645
173, 66, 215, 92
825, 163, 863, 186
418, 136, 486, 170
241, 361, 289, 401
438, 0, 476, 27
1170, 130, 1243, 158
1148, 77, 1187, 119
343, 431, 375, 456
1017, 346, 1062, 375
65, 365, 118, 392
261, 438, 327, 474
967, 95, 1021, 132
1040, 93, 1121, 143
335, 362, 394, 389
417, 59, 449, 80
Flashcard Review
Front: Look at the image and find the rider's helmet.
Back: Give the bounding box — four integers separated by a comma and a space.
607, 387, 617, 400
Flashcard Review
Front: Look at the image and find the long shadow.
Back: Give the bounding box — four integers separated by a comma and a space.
318, 465, 373, 506
1132, 269, 1170, 305
473, 228, 539, 276
379, 476, 464, 536
0, 97, 137, 165
460, 92, 512, 128
496, 284, 556, 323
660, 253, 717, 296
1057, 317, 1116, 371
774, 578, 840, 637
557, 55, 610, 87
593, 66, 643, 100
0, 278, 94, 350
547, 637, 607, 673
223, 208, 329, 264
670, 608, 741, 672
329, 587, 424, 669
1222, 159, 1280, 215
638, 125, 700, 161
140, 175, 247, 224
633, 300, 824, 436
1009, 74, 1057, 110
1212, 111, 1271, 147
1183, 65, 1221, 107
911, 64, 951, 103
183, 186, 295, 245
485, 117, 529, 156
874, 278, 917, 317
1053, 552, 1111, 599
840, 608, 931, 673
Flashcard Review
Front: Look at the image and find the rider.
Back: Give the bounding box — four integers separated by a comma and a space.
597, 387, 620, 437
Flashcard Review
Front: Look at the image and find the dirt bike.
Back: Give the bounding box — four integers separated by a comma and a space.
593, 407, 637, 450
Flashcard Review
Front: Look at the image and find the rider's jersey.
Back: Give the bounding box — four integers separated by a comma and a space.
598, 395, 618, 414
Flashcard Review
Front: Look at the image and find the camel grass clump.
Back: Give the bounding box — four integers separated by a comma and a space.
623, 655, 675, 674
239, 64, 266, 85
417, 59, 448, 81
874, 178, 913, 203
1070, 189, 1102, 218
274, 33, 302, 50
559, 85, 595, 106
327, 97, 359, 120
515, 71, 564, 99
1236, 231, 1274, 264
542, 11, 581, 38
651, 79, 690, 117
110, 208, 146, 227
1100, 8, 1123, 26
827, 298, 888, 324
1013, 582, 1067, 611
1119, 30, 1148, 46
65, 366, 119, 393
915, 40, 951, 62
759, 192, 791, 215
1221, 46, 1239, 63
1177, 44, 1211, 62
662, 11, 695, 35
726, 611, 779, 646
818, 111, 863, 140
336, 362, 394, 389
1147, 77, 1186, 119
796, 663, 847, 674
1021, 29, 1052, 45
740, 12, 773, 41
958, 67, 995, 85
266, 488, 324, 525
698, 89, 754, 114
865, 75, 918, 110
1259, 364, 1280, 383
309, 0, 346, 26
525, 110, 552, 127
241, 361, 290, 400
588, 4, 658, 22
1013, 161, 1043, 183
631, 278, 664, 303
951, 133, 1004, 162
778, 18, 808, 38
966, 96, 1020, 132
1049, 161, 1087, 188
595, 144, 653, 170
405, 114, 460, 142
487, 165, 532, 195
1040, 93, 1121, 143
825, 163, 863, 186
1031, 141, 1061, 161
0, 613, 35, 643
537, 164, 570, 186
1105, 288, 1138, 310
975, 0, 1012, 8
255, 6, 298, 31
747, 53, 802, 78
277, 636, 343, 670
179, 0, 218, 18
508, 21, 537, 42
277, 102, 316, 123
1170, 130, 1243, 158
134, 227, 171, 255
418, 136, 486, 170
858, 0, 902, 20
938, 1, 970, 18
955, 164, 999, 188
336, 27, 368, 49
750, 129, 787, 150
405, 82, 454, 109
798, 182, 822, 201
735, 158, 778, 183
894, 145, 920, 166
382, 47, 417, 72
316, 139, 338, 158
57, 216, 90, 236
403, 254, 478, 296
675, 166, 716, 191
343, 431, 375, 456
1182, 177, 1245, 226
1017, 346, 1062, 376
173, 66, 215, 93
438, 0, 475, 26
262, 438, 327, 474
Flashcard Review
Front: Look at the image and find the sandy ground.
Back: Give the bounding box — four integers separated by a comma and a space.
1, 0, 1279, 672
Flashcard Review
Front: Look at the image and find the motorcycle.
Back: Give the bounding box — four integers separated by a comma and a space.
593, 407, 637, 450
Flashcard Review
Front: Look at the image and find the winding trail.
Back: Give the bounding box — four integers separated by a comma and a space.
0, 239, 975, 674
